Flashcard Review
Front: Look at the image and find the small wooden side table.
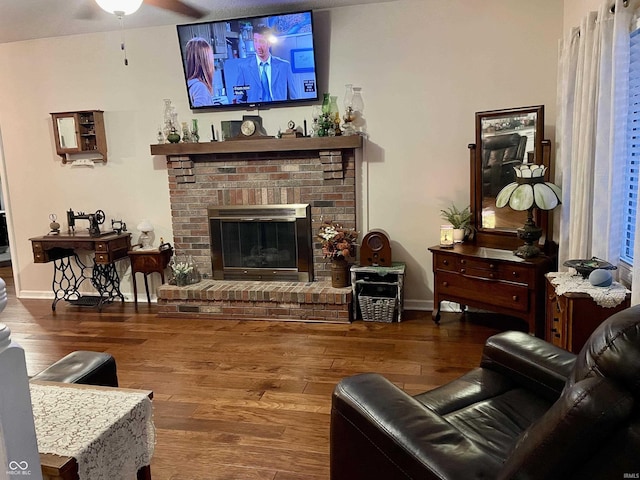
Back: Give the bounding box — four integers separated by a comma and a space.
350, 262, 406, 322
545, 274, 631, 353
128, 243, 173, 308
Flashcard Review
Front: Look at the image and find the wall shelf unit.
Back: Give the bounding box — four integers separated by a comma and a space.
51, 110, 107, 164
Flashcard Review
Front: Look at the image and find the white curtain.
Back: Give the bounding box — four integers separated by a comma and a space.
556, 0, 635, 300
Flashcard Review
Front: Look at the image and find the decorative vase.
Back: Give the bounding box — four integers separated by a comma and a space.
331, 257, 350, 288
167, 128, 180, 143
191, 119, 199, 143
175, 274, 188, 287
453, 229, 465, 243
163, 98, 175, 138
321, 93, 331, 115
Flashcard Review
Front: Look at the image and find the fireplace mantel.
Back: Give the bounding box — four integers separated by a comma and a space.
150, 135, 363, 157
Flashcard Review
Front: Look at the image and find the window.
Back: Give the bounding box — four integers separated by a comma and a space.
622, 28, 640, 265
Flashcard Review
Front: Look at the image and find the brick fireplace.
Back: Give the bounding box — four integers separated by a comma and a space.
150, 136, 362, 323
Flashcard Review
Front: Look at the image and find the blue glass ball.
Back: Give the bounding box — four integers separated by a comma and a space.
589, 269, 613, 287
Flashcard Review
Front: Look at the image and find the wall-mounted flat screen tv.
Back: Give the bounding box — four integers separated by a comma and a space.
176, 10, 318, 110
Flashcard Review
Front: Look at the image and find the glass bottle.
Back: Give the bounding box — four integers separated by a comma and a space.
163, 99, 174, 138
329, 96, 341, 136
181, 122, 191, 143
321, 93, 331, 115
343, 84, 353, 111
351, 87, 364, 114
191, 119, 199, 143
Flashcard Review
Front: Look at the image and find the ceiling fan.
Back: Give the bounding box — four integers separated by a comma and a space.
87, 0, 207, 65
81, 0, 207, 19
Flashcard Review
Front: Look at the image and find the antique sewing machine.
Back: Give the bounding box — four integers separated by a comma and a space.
67, 208, 106, 237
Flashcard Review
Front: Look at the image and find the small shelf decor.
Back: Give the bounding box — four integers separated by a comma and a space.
317, 221, 359, 287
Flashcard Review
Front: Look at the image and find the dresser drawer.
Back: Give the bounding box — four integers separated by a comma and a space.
454, 259, 532, 284
436, 271, 529, 312
434, 254, 458, 272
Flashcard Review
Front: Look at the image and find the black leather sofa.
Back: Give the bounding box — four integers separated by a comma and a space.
482, 133, 527, 197
30, 350, 118, 387
331, 306, 640, 479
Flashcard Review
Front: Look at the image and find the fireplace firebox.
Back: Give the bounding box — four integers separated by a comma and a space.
209, 204, 314, 282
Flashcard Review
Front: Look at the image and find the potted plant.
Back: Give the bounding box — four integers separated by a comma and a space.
440, 204, 473, 243
317, 220, 359, 287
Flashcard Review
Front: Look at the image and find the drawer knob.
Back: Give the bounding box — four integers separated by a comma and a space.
489, 273, 495, 278
489, 263, 496, 269
512, 271, 519, 277
443, 281, 449, 287
443, 259, 449, 266
512, 295, 519, 301
460, 268, 466, 274
460, 259, 466, 265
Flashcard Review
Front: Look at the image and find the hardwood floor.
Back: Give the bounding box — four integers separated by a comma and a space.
1, 266, 525, 480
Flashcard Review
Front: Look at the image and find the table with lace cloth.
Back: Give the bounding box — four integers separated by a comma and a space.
545, 272, 631, 353
29, 381, 155, 480
546, 271, 630, 308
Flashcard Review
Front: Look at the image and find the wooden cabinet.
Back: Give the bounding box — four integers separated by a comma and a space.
545, 276, 631, 353
429, 244, 555, 336
51, 110, 107, 163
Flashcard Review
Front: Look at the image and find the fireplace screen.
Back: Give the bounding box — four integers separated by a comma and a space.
222, 221, 297, 269
209, 204, 313, 281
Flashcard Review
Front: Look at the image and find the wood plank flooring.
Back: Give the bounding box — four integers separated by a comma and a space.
0, 266, 526, 480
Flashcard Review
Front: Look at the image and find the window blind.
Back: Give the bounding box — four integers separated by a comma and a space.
622, 29, 640, 264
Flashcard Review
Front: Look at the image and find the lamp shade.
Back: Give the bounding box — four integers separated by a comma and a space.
495, 164, 561, 211
136, 219, 154, 233
95, 0, 144, 15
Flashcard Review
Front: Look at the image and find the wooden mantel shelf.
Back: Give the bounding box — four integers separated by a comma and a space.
150, 135, 363, 156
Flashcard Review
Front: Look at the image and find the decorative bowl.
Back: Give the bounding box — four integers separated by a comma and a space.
563, 257, 617, 279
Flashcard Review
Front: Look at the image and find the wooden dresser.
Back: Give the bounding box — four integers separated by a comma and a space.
429, 244, 555, 337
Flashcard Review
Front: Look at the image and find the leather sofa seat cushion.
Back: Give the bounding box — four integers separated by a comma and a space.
443, 388, 552, 461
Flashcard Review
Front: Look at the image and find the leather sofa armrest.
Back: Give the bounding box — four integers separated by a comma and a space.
481, 331, 576, 401
331, 373, 503, 480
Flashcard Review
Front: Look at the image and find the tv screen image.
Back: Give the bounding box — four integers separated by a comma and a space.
177, 10, 318, 110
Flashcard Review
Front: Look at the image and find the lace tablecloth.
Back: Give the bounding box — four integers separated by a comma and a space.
30, 383, 155, 480
547, 272, 630, 308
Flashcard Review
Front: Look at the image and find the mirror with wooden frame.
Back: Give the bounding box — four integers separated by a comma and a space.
469, 105, 551, 250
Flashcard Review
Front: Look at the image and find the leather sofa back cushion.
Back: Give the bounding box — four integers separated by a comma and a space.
570, 305, 640, 397
498, 376, 633, 479
482, 133, 522, 168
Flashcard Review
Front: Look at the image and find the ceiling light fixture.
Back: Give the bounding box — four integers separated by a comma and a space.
95, 0, 143, 65
95, 0, 144, 16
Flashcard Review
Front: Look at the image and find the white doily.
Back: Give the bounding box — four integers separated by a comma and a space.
547, 272, 630, 308
30, 383, 155, 480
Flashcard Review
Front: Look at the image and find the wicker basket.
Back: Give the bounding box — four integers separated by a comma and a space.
359, 295, 397, 323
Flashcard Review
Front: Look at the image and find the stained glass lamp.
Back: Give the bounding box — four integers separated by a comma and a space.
496, 164, 561, 258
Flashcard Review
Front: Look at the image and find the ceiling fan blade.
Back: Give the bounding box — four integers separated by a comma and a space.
144, 0, 207, 18
75, 1, 102, 20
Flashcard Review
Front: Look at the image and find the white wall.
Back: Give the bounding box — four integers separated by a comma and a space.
563, 0, 604, 31
0, 0, 563, 308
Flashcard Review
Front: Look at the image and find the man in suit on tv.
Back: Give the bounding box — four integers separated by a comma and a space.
233, 25, 300, 103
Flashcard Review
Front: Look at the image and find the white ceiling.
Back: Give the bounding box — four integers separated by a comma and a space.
0, 0, 393, 44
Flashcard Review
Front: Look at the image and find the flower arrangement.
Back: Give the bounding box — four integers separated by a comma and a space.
171, 261, 193, 286
317, 221, 359, 259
